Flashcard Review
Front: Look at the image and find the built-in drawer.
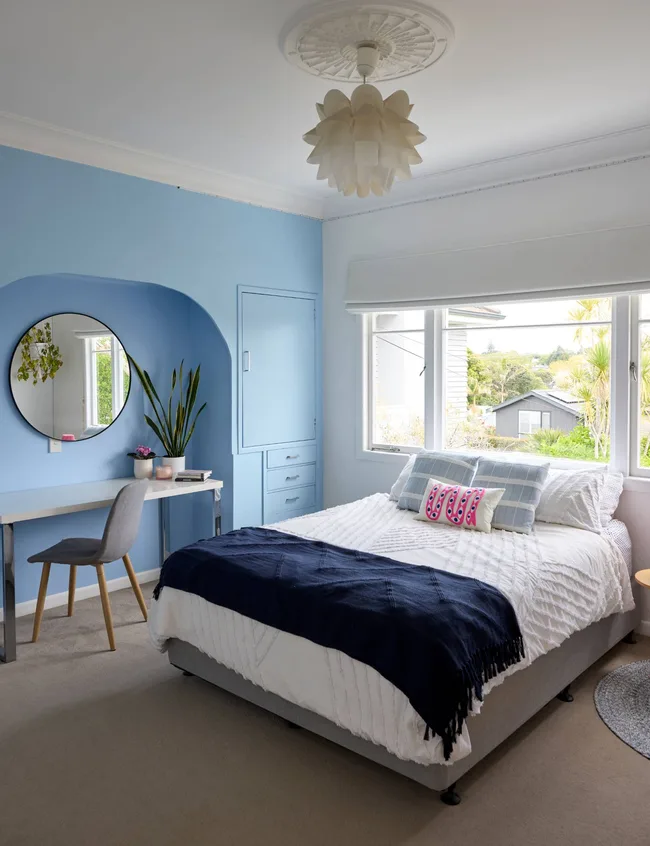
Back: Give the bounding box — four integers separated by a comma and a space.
265, 485, 316, 517
267, 464, 316, 492
265, 505, 314, 524
267, 445, 317, 469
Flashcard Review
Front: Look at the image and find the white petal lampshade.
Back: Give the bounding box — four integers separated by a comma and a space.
303, 84, 425, 198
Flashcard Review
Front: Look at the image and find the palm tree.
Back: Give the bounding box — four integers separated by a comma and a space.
566, 340, 610, 459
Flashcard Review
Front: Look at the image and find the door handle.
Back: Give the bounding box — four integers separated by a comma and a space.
243, 350, 251, 372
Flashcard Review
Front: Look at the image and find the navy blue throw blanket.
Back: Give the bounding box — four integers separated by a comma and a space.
154, 527, 524, 759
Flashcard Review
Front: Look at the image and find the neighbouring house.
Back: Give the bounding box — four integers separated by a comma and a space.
491, 390, 583, 438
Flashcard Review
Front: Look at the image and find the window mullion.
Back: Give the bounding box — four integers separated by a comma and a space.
611, 295, 631, 474
424, 310, 437, 449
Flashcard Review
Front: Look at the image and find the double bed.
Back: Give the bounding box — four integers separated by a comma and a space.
149, 492, 638, 801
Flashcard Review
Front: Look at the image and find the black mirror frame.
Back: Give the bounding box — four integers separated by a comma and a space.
8, 311, 132, 443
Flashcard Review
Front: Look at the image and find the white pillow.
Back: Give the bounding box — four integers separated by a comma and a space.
536, 470, 604, 533
389, 453, 418, 501
415, 478, 505, 533
600, 471, 624, 526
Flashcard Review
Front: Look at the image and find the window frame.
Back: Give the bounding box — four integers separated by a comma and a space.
83, 334, 126, 434
364, 293, 644, 476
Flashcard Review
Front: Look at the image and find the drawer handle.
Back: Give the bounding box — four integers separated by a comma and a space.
285, 496, 299, 504
286, 454, 299, 460
285, 474, 300, 481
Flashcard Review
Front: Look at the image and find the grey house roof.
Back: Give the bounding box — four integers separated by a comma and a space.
490, 390, 583, 417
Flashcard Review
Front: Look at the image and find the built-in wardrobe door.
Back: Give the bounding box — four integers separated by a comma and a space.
240, 290, 316, 450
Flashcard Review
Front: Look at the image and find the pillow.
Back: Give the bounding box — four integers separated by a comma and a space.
535, 469, 604, 533
389, 453, 418, 502
473, 458, 550, 534
415, 478, 505, 533
600, 471, 624, 526
397, 451, 480, 512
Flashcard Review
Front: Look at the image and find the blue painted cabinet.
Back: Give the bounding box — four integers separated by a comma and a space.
238, 288, 320, 524
240, 291, 316, 450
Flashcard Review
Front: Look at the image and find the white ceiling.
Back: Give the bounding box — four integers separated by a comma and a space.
1, 0, 650, 217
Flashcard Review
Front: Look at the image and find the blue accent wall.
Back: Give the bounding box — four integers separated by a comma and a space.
0, 145, 322, 606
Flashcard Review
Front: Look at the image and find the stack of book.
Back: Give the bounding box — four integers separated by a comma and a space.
175, 469, 212, 482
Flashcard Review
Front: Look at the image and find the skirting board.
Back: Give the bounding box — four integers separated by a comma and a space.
0, 567, 160, 623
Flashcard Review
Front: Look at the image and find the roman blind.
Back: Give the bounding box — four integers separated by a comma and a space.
345, 223, 650, 313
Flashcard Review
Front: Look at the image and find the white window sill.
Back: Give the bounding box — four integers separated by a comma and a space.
357, 448, 418, 464
623, 476, 650, 492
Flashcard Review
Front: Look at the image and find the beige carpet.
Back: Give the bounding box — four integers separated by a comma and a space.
1, 583, 649, 846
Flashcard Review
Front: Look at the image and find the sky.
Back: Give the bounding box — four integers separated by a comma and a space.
450, 298, 611, 355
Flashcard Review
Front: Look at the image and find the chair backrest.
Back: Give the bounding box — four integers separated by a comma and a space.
97, 480, 149, 563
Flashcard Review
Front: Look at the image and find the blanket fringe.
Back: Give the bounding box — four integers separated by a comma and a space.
425, 635, 526, 760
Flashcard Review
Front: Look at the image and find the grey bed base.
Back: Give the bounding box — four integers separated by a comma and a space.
167, 603, 640, 797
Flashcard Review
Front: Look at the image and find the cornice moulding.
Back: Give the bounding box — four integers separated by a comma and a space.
0, 110, 325, 220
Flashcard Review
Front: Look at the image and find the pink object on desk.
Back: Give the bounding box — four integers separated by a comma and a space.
155, 465, 173, 480
61, 434, 76, 441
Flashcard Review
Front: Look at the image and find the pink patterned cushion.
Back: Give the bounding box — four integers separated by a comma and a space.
415, 478, 505, 533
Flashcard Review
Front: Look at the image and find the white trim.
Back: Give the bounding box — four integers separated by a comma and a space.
0, 566, 160, 623
0, 110, 324, 220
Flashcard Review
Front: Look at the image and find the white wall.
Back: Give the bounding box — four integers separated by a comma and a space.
323, 157, 650, 628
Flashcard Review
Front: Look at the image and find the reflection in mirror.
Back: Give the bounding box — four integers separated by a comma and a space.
10, 313, 131, 441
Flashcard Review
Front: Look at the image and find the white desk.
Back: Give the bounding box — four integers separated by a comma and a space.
0, 477, 223, 664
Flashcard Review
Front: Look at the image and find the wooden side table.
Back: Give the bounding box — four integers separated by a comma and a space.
635, 569, 650, 589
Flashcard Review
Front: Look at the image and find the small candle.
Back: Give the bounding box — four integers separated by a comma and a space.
156, 465, 173, 480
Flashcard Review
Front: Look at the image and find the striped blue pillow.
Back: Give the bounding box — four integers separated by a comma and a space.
473, 458, 550, 534
398, 452, 480, 512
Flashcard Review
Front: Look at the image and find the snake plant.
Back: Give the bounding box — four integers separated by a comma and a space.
128, 356, 206, 457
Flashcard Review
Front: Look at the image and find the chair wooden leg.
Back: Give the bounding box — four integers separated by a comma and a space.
122, 553, 148, 622
67, 565, 77, 617
96, 565, 116, 651
32, 562, 51, 642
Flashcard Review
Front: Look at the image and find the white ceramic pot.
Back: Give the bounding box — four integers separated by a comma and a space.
162, 456, 186, 479
133, 458, 153, 480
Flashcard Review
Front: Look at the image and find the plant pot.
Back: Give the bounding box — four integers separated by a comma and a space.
162, 456, 186, 479
133, 458, 154, 480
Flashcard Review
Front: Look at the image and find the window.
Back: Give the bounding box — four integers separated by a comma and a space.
444, 298, 611, 462
518, 410, 551, 437
83, 334, 129, 432
365, 294, 648, 472
368, 311, 425, 450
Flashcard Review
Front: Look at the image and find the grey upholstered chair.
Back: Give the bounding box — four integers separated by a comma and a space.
28, 479, 149, 651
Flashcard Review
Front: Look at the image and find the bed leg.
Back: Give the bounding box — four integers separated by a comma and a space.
182, 670, 194, 677
556, 685, 574, 702
284, 720, 302, 730
440, 782, 461, 806
622, 631, 637, 645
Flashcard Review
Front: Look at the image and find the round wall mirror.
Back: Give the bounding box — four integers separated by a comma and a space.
10, 313, 131, 441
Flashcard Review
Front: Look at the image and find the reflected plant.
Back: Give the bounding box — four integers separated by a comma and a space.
16, 322, 64, 385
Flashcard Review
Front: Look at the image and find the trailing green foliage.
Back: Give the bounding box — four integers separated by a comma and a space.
16, 322, 63, 385
128, 356, 206, 457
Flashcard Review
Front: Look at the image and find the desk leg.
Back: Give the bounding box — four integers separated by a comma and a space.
214, 489, 221, 537
159, 499, 170, 565
1, 523, 16, 664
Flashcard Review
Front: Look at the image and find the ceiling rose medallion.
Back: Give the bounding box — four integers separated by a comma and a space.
282, 1, 454, 197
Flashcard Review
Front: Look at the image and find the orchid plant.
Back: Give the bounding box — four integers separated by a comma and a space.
128, 445, 157, 461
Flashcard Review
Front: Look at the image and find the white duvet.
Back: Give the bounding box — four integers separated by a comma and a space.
149, 494, 634, 765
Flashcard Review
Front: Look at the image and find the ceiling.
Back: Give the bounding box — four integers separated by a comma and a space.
1, 0, 650, 217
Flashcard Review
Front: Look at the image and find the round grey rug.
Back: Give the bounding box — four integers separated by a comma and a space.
594, 660, 650, 759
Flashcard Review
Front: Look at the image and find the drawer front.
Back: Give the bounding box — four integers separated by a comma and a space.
267, 445, 317, 469
265, 485, 316, 517
267, 464, 316, 492
265, 505, 314, 524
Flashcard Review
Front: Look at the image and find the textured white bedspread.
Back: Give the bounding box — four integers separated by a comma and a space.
149, 494, 634, 765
